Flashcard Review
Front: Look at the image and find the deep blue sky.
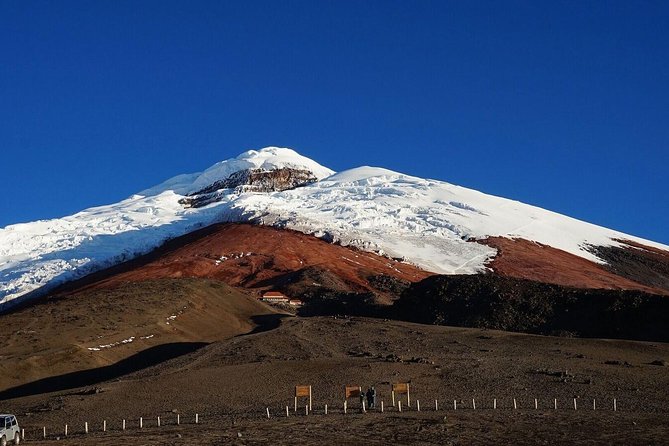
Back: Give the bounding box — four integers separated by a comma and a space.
1, 1, 667, 243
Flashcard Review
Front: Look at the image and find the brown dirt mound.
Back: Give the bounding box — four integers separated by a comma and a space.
481, 237, 667, 295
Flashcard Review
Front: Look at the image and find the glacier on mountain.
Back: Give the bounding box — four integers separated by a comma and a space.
1, 146, 667, 308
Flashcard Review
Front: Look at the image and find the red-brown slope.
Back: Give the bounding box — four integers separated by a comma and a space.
481, 237, 668, 295
67, 223, 431, 296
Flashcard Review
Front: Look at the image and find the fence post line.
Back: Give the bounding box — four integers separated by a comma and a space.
43, 427, 46, 439
177, 414, 180, 425
381, 401, 384, 413
158, 416, 161, 427
554, 398, 557, 410
493, 398, 497, 410
534, 398, 538, 410
398, 400, 402, 412
21, 429, 24, 440
344, 400, 347, 414
309, 385, 312, 411
65, 424, 68, 437
435, 399, 438, 411
266, 408, 270, 419
573, 398, 577, 410
513, 398, 517, 410
472, 398, 476, 410
593, 399, 596, 410
454, 400, 457, 410
85, 421, 88, 434
140, 417, 143, 429
196, 413, 199, 424
123, 419, 126, 431
614, 399, 617, 411
294, 397, 298, 413
325, 404, 328, 415
305, 405, 308, 416
286, 406, 289, 417
392, 391, 395, 407
362, 401, 366, 413
417, 400, 420, 412
104, 419, 107, 432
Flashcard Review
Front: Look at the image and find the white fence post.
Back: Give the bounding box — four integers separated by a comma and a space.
158, 416, 161, 427
123, 419, 126, 430
534, 398, 538, 410
381, 401, 384, 413
43, 427, 46, 439
613, 399, 617, 411
177, 414, 180, 425
493, 398, 497, 410
573, 398, 577, 410
513, 399, 517, 410
195, 413, 199, 424
140, 417, 143, 429
554, 399, 557, 410
454, 400, 457, 410
435, 399, 438, 411
398, 401, 402, 412
593, 399, 596, 410
85, 422, 88, 434
344, 400, 347, 414
325, 404, 328, 415
417, 400, 420, 412
472, 399, 476, 410
266, 408, 270, 419
103, 419, 107, 432
65, 424, 68, 437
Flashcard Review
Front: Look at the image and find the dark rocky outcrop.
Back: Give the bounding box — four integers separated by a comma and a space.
587, 239, 669, 294
394, 274, 669, 342
180, 168, 318, 208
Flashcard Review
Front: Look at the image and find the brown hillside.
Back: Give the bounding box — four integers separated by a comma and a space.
0, 279, 282, 391
65, 223, 431, 298
481, 237, 668, 295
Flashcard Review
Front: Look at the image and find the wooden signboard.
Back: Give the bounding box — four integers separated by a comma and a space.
345, 385, 362, 399
391, 383, 410, 406
295, 385, 311, 397
294, 385, 312, 411
392, 383, 409, 394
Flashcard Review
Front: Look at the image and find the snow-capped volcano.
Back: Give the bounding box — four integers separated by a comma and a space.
1, 146, 668, 308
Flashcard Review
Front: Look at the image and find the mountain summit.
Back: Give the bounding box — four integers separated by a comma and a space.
1, 146, 668, 309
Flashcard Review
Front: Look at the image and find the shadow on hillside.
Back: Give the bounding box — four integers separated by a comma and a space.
246, 313, 291, 335
0, 342, 208, 401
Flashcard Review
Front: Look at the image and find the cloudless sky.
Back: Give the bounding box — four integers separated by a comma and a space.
1, 0, 667, 243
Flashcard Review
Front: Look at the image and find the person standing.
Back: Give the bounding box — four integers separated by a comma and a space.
359, 388, 365, 411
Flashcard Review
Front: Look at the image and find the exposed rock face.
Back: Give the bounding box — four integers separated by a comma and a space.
586, 239, 669, 294
180, 168, 318, 208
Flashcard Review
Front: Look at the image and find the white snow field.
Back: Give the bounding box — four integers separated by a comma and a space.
1, 147, 667, 308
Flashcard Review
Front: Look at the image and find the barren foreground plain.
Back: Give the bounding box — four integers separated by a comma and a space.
3, 312, 668, 445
